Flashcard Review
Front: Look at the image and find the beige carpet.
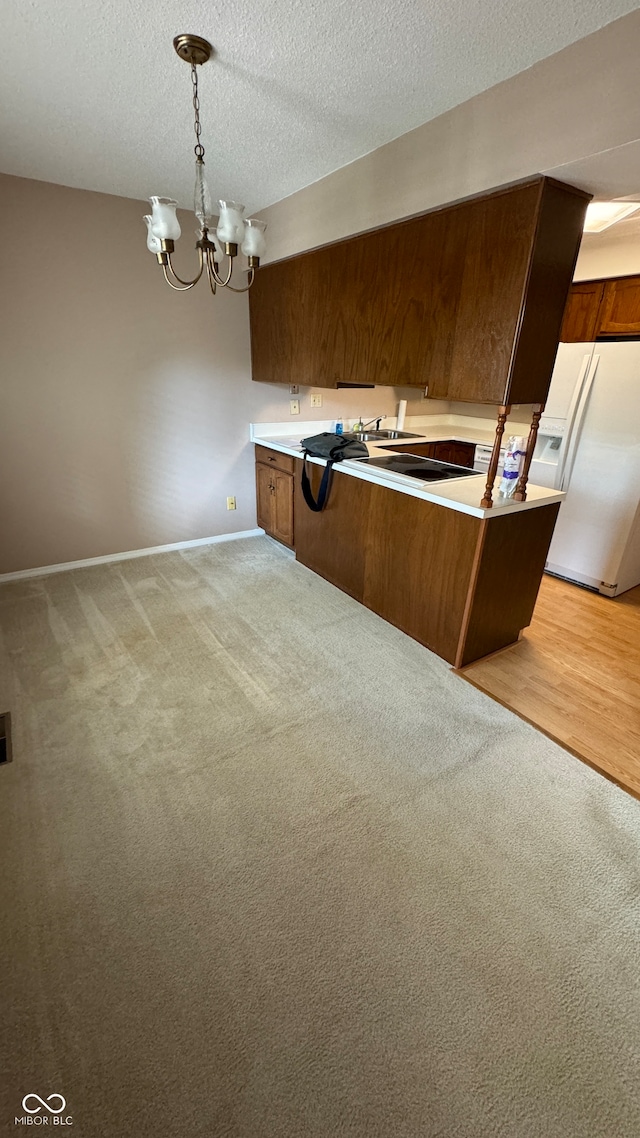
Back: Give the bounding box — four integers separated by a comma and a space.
1, 535, 639, 1138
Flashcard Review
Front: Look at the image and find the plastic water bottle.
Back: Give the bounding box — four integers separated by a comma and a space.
499, 436, 526, 498
335, 421, 344, 435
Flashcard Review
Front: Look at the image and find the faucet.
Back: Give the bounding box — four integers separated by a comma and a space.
357, 415, 384, 432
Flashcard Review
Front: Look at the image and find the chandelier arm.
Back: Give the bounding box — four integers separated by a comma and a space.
161, 265, 199, 291
222, 268, 256, 294
204, 253, 217, 294
163, 247, 205, 288
208, 253, 235, 288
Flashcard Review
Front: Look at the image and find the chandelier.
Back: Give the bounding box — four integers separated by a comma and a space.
143, 34, 267, 295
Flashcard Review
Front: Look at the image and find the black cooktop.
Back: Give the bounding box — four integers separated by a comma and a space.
357, 454, 479, 482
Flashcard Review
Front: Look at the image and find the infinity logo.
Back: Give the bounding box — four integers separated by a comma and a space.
22, 1095, 66, 1115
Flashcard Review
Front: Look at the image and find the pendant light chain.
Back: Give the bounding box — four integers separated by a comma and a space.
191, 62, 205, 161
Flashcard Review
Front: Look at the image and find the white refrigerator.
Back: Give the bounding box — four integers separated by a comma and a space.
529, 341, 640, 597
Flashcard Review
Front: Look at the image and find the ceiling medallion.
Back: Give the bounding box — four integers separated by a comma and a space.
143, 34, 267, 295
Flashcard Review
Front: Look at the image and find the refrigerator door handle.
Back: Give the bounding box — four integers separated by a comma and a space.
559, 354, 600, 492
555, 353, 591, 488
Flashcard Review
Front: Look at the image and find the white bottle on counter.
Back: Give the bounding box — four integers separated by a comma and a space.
499, 436, 526, 498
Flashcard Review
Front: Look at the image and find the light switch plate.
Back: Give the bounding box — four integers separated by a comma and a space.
290, 399, 300, 415
310, 394, 323, 407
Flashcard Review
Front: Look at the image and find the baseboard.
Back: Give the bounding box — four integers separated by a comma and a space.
0, 529, 266, 584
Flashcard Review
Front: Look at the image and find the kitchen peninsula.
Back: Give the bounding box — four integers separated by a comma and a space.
252, 422, 563, 667
248, 174, 589, 667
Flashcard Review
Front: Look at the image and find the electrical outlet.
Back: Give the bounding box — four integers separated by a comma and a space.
310, 394, 323, 408
226, 496, 236, 510
290, 399, 300, 415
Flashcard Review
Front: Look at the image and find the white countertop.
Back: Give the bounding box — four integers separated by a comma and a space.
251, 418, 564, 520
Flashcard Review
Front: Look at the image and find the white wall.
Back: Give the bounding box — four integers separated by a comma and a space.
0, 173, 437, 574
250, 384, 446, 426
0, 174, 257, 574
574, 232, 640, 281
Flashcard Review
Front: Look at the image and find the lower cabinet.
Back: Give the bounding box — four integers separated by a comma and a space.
256, 458, 294, 548
293, 459, 559, 666
434, 441, 476, 467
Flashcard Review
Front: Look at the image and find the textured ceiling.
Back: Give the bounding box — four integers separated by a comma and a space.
0, 0, 638, 215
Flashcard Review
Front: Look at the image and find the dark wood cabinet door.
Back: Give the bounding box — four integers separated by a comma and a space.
506, 180, 587, 402
437, 183, 541, 402
293, 460, 369, 599
432, 441, 476, 467
256, 462, 294, 547
597, 275, 640, 335
256, 462, 275, 533
560, 281, 605, 341
272, 469, 294, 547
250, 256, 320, 387
362, 484, 480, 663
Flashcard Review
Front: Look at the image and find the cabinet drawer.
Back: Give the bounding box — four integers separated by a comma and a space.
255, 445, 296, 473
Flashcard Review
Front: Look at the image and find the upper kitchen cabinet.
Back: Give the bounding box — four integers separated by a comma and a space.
560, 274, 640, 340
560, 280, 605, 342
249, 176, 589, 405
597, 275, 640, 336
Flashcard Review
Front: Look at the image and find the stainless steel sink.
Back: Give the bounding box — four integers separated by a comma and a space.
348, 429, 421, 441
376, 430, 421, 439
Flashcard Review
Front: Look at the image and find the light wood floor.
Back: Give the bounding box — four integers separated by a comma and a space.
460, 575, 640, 798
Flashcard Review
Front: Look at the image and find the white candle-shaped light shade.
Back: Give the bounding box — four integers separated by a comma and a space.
143, 215, 162, 254
193, 161, 213, 226
149, 197, 181, 241
241, 219, 267, 258
217, 201, 246, 245
211, 221, 224, 261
